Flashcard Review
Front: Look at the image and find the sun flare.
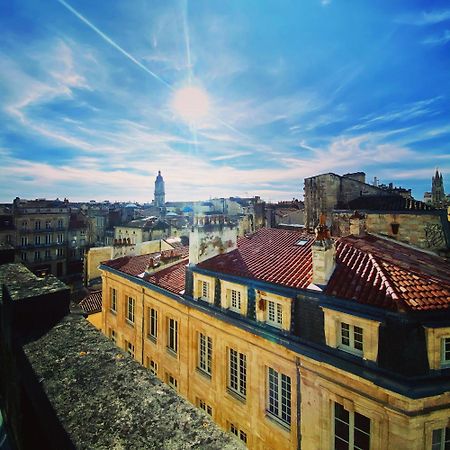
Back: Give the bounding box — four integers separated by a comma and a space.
171, 85, 210, 124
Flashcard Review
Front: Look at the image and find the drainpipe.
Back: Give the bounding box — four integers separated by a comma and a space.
141, 287, 145, 365
296, 356, 301, 450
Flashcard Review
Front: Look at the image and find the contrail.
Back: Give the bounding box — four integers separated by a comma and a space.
57, 0, 173, 91
181, 0, 193, 83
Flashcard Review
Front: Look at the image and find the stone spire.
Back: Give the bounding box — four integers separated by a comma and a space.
154, 170, 166, 212
432, 169, 445, 208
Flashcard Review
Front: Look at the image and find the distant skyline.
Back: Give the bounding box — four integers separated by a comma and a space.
0, 0, 449, 202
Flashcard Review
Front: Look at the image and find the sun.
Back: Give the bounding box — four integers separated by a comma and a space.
171, 85, 210, 124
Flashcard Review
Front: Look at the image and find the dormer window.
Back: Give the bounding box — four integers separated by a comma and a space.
441, 337, 450, 367
229, 289, 242, 313
339, 323, 364, 356
267, 300, 283, 329
201, 280, 210, 301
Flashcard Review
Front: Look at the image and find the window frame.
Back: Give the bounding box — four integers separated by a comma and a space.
126, 340, 135, 358
267, 367, 291, 427
167, 317, 178, 354
198, 332, 212, 376
126, 296, 135, 324
110, 288, 117, 313
230, 423, 248, 444
229, 289, 242, 313
338, 322, 364, 356
148, 307, 158, 341
332, 401, 371, 450
441, 337, 450, 367
432, 427, 450, 450
266, 299, 284, 329
228, 348, 247, 399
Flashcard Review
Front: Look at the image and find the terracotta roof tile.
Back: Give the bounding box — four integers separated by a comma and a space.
197, 228, 314, 289
79, 290, 102, 315
144, 259, 188, 295
326, 235, 450, 311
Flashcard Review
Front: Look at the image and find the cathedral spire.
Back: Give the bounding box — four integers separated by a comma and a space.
154, 170, 166, 213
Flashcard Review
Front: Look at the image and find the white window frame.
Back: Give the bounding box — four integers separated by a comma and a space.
229, 289, 242, 313
167, 318, 178, 354
149, 307, 158, 340
339, 322, 364, 356
198, 332, 212, 375
148, 358, 158, 376
228, 348, 247, 398
267, 299, 283, 329
198, 279, 211, 302
110, 288, 117, 313
432, 427, 450, 450
167, 373, 178, 390
441, 337, 450, 367
267, 367, 291, 427
333, 401, 370, 450
126, 296, 135, 324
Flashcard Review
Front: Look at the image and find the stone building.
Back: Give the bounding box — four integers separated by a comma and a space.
332, 195, 450, 255
304, 172, 405, 229
100, 221, 450, 449
432, 169, 447, 208
12, 198, 71, 277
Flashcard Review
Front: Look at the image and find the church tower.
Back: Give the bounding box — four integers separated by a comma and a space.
154, 171, 166, 212
432, 169, 445, 208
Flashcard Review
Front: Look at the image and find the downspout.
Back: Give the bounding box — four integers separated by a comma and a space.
141, 287, 145, 365
296, 356, 302, 450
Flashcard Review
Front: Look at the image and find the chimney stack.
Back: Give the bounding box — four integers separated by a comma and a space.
311, 214, 336, 286
349, 211, 366, 236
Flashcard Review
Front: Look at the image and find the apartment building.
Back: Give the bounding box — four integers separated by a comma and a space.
99, 216, 450, 449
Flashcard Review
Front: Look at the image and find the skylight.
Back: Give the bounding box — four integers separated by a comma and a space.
295, 239, 309, 246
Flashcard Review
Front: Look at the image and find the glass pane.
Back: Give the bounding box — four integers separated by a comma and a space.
334, 436, 349, 450
334, 418, 349, 441
354, 428, 370, 450
432, 429, 442, 445
335, 403, 349, 422
354, 412, 370, 433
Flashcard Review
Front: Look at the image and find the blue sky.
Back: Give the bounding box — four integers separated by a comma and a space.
0, 0, 449, 202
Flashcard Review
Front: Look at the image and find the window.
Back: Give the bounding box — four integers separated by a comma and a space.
149, 308, 158, 340
56, 248, 63, 257
110, 288, 117, 312
199, 280, 210, 301
56, 233, 63, 244
57, 219, 63, 229
167, 373, 178, 390
45, 234, 52, 244
198, 399, 213, 416
229, 348, 246, 398
229, 289, 242, 313
126, 296, 135, 324
21, 221, 27, 230
147, 358, 158, 376
230, 423, 247, 444
334, 402, 370, 450
35, 220, 41, 230
21, 236, 28, 246
34, 251, 40, 261
167, 318, 178, 353
21, 252, 27, 261
126, 341, 135, 358
45, 220, 51, 229
45, 250, 51, 260
267, 367, 291, 426
198, 333, 212, 375
441, 337, 450, 367
432, 427, 450, 450
109, 328, 117, 343
35, 235, 41, 245
339, 323, 363, 355
267, 300, 283, 328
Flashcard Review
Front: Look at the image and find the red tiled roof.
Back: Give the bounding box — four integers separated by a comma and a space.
326, 235, 450, 311
79, 290, 102, 314
144, 259, 188, 294
103, 247, 188, 276
197, 228, 315, 289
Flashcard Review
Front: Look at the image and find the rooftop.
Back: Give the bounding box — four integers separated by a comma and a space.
198, 228, 315, 289
0, 263, 68, 302
79, 290, 102, 315
326, 234, 450, 311
346, 195, 434, 212
23, 313, 238, 449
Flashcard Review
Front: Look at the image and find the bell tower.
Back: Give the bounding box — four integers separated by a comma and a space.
154, 171, 166, 213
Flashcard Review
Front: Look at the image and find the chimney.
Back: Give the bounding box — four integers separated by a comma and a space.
189, 215, 237, 265
349, 211, 366, 236
311, 214, 336, 286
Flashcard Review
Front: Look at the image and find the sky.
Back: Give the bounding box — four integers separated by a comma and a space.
0, 0, 449, 203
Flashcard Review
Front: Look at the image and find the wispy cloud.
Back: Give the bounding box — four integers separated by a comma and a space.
398, 9, 450, 26
422, 30, 450, 45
